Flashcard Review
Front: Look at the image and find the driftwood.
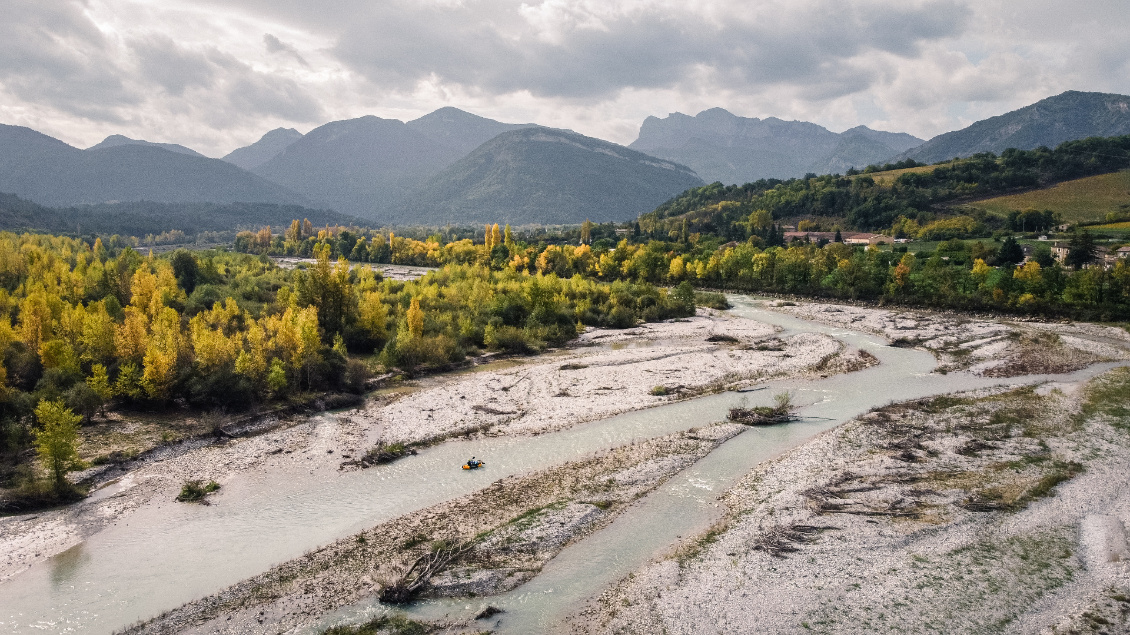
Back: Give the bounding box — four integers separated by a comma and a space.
754, 524, 835, 558
379, 542, 474, 604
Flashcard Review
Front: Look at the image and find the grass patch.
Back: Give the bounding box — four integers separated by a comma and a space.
1078, 367, 1130, 429
175, 479, 220, 502
399, 533, 431, 550
675, 519, 730, 566
0, 476, 86, 514
650, 385, 671, 396
803, 529, 1075, 633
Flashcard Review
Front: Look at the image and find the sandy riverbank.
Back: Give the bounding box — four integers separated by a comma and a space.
572, 367, 1130, 634
0, 312, 859, 587
771, 301, 1130, 376
125, 423, 747, 635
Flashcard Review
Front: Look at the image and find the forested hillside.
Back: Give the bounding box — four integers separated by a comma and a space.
640, 135, 1130, 239
0, 194, 359, 240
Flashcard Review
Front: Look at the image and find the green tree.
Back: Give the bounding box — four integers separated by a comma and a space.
34, 399, 83, 490
1065, 230, 1097, 270
170, 249, 199, 294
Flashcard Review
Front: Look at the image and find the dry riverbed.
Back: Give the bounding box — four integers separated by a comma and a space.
123, 423, 747, 635
0, 312, 860, 586
771, 301, 1130, 376
573, 367, 1130, 634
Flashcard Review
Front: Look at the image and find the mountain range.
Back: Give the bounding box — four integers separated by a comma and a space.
0, 124, 306, 208
1, 90, 1128, 231
629, 108, 923, 184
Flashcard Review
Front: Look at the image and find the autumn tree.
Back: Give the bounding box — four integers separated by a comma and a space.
34, 399, 83, 490
406, 297, 424, 339
581, 219, 593, 245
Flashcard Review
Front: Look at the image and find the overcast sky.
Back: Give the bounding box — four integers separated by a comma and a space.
2, 0, 1127, 157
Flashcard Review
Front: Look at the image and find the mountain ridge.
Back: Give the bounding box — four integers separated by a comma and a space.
87, 134, 206, 157
0, 124, 307, 208
630, 108, 923, 183
401, 127, 704, 225
222, 128, 303, 170
897, 90, 1130, 163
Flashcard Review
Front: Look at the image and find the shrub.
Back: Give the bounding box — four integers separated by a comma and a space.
176, 479, 220, 502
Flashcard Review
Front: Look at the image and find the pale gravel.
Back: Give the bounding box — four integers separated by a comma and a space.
571, 370, 1130, 635
772, 301, 1130, 376
375, 313, 844, 444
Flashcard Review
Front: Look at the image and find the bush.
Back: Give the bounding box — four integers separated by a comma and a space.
342, 359, 372, 394
606, 305, 637, 328
176, 479, 220, 502
695, 291, 730, 309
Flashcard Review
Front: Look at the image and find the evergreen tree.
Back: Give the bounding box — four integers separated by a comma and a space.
996, 236, 1025, 267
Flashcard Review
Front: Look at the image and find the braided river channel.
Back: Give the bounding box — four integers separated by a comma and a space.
1, 296, 1123, 634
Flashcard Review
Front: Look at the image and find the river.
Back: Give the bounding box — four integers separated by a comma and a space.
0, 296, 1121, 634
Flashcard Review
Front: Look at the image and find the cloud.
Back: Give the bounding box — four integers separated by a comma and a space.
264, 33, 308, 66
0, 0, 1127, 154
329, 0, 970, 101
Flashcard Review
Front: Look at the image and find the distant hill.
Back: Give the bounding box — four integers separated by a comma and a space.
0, 192, 359, 237
0, 124, 308, 208
899, 91, 1130, 163
251, 115, 460, 220
87, 134, 206, 157
222, 128, 303, 170
401, 127, 705, 225
250, 109, 539, 220
629, 108, 922, 184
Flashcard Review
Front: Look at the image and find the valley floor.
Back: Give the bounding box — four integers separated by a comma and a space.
0, 310, 856, 589
4, 300, 1129, 635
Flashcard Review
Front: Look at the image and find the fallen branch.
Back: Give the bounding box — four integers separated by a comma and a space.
379, 541, 474, 604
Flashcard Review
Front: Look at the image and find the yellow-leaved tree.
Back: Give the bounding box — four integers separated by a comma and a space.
142, 307, 183, 400
34, 399, 83, 490
406, 297, 424, 339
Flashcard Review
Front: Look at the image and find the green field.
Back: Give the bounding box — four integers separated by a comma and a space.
967, 170, 1130, 223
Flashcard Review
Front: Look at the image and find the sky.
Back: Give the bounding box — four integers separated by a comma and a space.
2, 0, 1128, 157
